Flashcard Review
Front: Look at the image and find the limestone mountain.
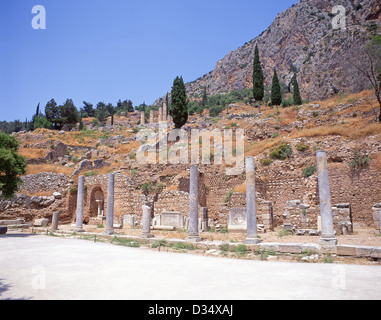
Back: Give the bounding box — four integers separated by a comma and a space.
154, 0, 381, 106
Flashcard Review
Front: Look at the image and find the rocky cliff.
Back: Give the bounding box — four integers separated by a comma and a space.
154, 0, 381, 106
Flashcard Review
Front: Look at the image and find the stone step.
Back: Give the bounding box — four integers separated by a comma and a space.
0, 226, 7, 235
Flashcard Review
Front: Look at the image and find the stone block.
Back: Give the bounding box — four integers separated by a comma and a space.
259, 243, 280, 252
371, 248, 381, 259
160, 212, 185, 228
123, 215, 135, 228
228, 208, 246, 231
34, 218, 49, 227
0, 219, 25, 226
301, 244, 319, 253
355, 246, 374, 257
279, 244, 302, 254
336, 245, 357, 256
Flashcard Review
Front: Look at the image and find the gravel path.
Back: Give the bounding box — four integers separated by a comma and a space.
1, 233, 381, 300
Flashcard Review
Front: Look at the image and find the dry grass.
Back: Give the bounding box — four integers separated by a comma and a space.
290, 123, 381, 140
26, 164, 75, 176
234, 183, 246, 193
112, 140, 140, 156
19, 148, 48, 159
19, 190, 54, 197
166, 185, 179, 191
372, 153, 381, 171
311, 90, 374, 110
245, 136, 284, 157
278, 108, 298, 125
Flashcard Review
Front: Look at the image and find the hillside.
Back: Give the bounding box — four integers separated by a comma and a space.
2, 89, 380, 231
153, 0, 381, 106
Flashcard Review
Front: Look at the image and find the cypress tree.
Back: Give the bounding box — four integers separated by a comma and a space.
169, 76, 188, 129
202, 87, 208, 107
292, 74, 303, 106
271, 69, 282, 106
36, 103, 40, 117
252, 45, 264, 103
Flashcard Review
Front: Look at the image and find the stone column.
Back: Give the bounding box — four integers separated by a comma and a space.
379, 209, 381, 234
75, 176, 85, 232
316, 151, 338, 245
201, 207, 208, 232
163, 103, 167, 122
51, 212, 59, 231
159, 107, 163, 123
244, 157, 262, 244
150, 110, 154, 124
141, 205, 154, 239
104, 173, 115, 236
141, 111, 145, 125
187, 165, 201, 242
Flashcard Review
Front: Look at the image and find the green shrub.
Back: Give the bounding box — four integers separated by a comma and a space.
111, 237, 140, 248
269, 143, 293, 160
277, 229, 291, 238
302, 164, 317, 178
260, 158, 273, 166
349, 151, 370, 169
223, 190, 234, 203
296, 142, 309, 152
219, 243, 230, 252
233, 244, 248, 254
169, 242, 196, 251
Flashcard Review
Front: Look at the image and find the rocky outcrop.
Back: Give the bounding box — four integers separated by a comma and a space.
154, 0, 381, 106
20, 172, 69, 194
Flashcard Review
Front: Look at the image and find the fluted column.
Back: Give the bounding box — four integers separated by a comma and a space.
187, 165, 201, 242
244, 157, 261, 244
316, 151, 338, 245
75, 176, 85, 232
104, 173, 115, 236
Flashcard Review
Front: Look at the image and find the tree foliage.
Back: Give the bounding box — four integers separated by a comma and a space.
292, 73, 303, 106
271, 68, 282, 106
170, 76, 188, 129
252, 44, 264, 102
0, 132, 27, 198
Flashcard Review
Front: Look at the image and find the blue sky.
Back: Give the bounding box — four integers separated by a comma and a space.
0, 0, 298, 122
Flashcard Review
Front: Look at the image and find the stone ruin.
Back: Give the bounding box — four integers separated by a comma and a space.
373, 203, 381, 235
281, 200, 353, 236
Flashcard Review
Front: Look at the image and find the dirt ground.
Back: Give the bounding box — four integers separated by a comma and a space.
57, 224, 381, 247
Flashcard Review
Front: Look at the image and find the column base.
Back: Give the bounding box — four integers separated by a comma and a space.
75, 227, 85, 233
186, 235, 202, 243
103, 229, 114, 236
244, 237, 262, 245
141, 233, 155, 239
319, 237, 338, 246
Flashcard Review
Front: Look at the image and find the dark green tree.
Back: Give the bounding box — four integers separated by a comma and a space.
252, 45, 264, 104
0, 132, 27, 198
271, 68, 282, 106
169, 76, 188, 129
83, 101, 95, 117
95, 102, 109, 123
60, 99, 80, 127
35, 103, 41, 117
45, 99, 61, 127
292, 74, 303, 106
202, 87, 208, 107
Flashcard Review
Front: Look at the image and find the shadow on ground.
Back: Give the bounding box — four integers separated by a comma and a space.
0, 279, 31, 300
0, 233, 38, 239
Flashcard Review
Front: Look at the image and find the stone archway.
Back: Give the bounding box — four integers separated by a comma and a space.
88, 186, 105, 222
